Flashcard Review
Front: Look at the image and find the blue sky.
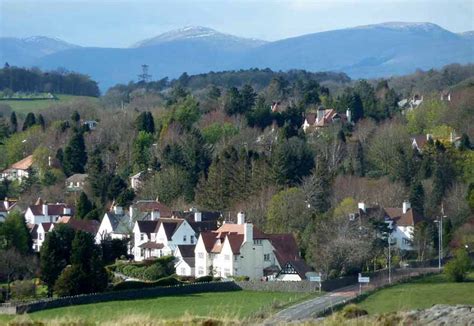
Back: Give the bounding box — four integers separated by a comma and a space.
1, 0, 473, 47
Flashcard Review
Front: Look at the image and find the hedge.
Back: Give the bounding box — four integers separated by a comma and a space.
112, 276, 183, 291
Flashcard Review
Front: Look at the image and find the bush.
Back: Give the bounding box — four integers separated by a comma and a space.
231, 276, 250, 281
10, 280, 36, 300
342, 304, 368, 319
54, 265, 87, 297
143, 264, 166, 281
444, 249, 471, 282
195, 275, 213, 283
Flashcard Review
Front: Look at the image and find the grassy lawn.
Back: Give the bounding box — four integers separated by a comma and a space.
0, 290, 314, 324
1, 94, 98, 114
357, 272, 474, 314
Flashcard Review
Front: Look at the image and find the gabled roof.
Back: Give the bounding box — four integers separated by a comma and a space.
177, 244, 196, 258
9, 155, 34, 170
57, 217, 100, 234
0, 199, 18, 212
66, 174, 88, 183
279, 260, 312, 279
133, 200, 172, 218
161, 220, 182, 240
227, 233, 244, 254
104, 212, 131, 234
28, 203, 73, 216
188, 220, 219, 234
29, 224, 38, 238
305, 113, 317, 125
412, 135, 428, 149
182, 257, 195, 268
216, 223, 267, 239
383, 208, 423, 227
267, 234, 301, 266
200, 232, 219, 252
305, 109, 347, 128
137, 220, 159, 236
40, 222, 53, 232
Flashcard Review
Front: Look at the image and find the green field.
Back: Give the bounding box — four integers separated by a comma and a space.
0, 290, 313, 324
357, 272, 474, 314
0, 94, 99, 114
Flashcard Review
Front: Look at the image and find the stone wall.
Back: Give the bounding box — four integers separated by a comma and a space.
0, 281, 240, 315
235, 280, 322, 292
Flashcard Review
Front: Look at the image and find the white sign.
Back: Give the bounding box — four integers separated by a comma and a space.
310, 276, 321, 282
358, 277, 370, 283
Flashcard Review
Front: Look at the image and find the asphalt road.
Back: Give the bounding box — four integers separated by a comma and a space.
264, 285, 359, 324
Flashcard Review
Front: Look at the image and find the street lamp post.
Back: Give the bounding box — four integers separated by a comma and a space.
435, 215, 444, 270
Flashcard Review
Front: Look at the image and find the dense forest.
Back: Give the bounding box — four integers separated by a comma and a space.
0, 64, 100, 97
0, 63, 473, 278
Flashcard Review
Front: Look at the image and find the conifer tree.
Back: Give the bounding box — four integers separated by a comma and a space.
409, 180, 425, 217
63, 131, 87, 175
76, 192, 93, 219
38, 114, 45, 131
22, 112, 36, 131
354, 140, 365, 177
9, 111, 17, 133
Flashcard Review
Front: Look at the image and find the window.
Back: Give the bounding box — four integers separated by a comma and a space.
198, 252, 204, 259
234, 255, 238, 261
140, 233, 144, 241
183, 235, 187, 242
224, 255, 230, 261
190, 235, 195, 244
224, 268, 230, 276
39, 233, 43, 241
264, 254, 270, 261
181, 268, 186, 275
140, 249, 145, 257
254, 239, 262, 245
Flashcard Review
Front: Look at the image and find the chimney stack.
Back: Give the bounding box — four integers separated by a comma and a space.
194, 211, 202, 222
316, 107, 325, 123
48, 156, 52, 167
63, 207, 71, 215
346, 108, 352, 123
244, 223, 253, 243
114, 206, 123, 215
151, 210, 160, 220
42, 203, 48, 216
358, 202, 366, 213
4, 199, 9, 210
403, 200, 411, 214
237, 212, 245, 225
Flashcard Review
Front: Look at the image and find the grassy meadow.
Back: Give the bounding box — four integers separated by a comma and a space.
0, 94, 99, 114
356, 272, 474, 314
0, 290, 315, 325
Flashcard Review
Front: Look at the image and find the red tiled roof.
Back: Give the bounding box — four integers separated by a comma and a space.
41, 222, 53, 232
412, 135, 428, 149
139, 241, 164, 249
384, 208, 423, 226
9, 155, 34, 170
227, 233, 244, 254
200, 232, 219, 252
216, 223, 267, 239
267, 234, 301, 266
57, 218, 100, 234
306, 109, 346, 128
305, 113, 316, 125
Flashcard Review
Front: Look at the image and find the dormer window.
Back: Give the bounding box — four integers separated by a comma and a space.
183, 235, 187, 242
190, 235, 195, 244
140, 233, 144, 241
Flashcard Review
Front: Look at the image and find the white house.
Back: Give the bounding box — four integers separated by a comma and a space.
35, 222, 54, 252
195, 212, 309, 280
95, 206, 132, 244
133, 216, 197, 261
0, 155, 34, 183
130, 172, 145, 191
174, 245, 196, 276
303, 108, 350, 133
24, 198, 73, 225
65, 174, 88, 192
83, 120, 98, 130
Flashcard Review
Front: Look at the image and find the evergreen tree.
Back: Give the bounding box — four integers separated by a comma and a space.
224, 87, 242, 116
136, 111, 155, 134
9, 111, 17, 133
409, 180, 425, 217
0, 211, 32, 254
272, 137, 314, 186
87, 149, 110, 203
38, 114, 45, 131
71, 111, 80, 124
63, 131, 87, 175
22, 112, 36, 131
39, 224, 76, 296
132, 131, 154, 172
443, 218, 453, 249
76, 192, 93, 219
304, 156, 331, 214
240, 84, 257, 113
106, 175, 127, 201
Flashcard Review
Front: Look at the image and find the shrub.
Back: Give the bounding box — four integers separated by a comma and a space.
195, 275, 213, 283
143, 264, 166, 281
10, 280, 36, 300
444, 249, 471, 282
342, 304, 368, 319
54, 265, 87, 297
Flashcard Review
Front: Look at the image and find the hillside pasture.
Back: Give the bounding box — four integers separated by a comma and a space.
0, 94, 98, 114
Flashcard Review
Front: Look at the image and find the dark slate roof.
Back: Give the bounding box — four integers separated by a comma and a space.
177, 245, 196, 258
139, 241, 164, 249
29, 203, 73, 216
188, 220, 219, 234
137, 220, 159, 235
183, 257, 195, 268
105, 212, 132, 234
267, 234, 301, 266
133, 201, 172, 218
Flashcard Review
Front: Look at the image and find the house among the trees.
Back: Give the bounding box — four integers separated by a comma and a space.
195, 212, 310, 280
0, 198, 17, 222
411, 134, 432, 152
33, 222, 54, 252
24, 198, 73, 225
399, 94, 423, 111
130, 171, 147, 191
357, 200, 423, 251
0, 155, 34, 183
302, 107, 350, 132
95, 205, 132, 244
65, 173, 88, 192
82, 120, 98, 130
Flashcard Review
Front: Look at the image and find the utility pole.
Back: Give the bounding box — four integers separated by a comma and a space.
388, 234, 392, 284
138, 64, 152, 83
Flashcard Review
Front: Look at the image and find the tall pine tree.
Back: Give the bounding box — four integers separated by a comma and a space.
63, 131, 87, 175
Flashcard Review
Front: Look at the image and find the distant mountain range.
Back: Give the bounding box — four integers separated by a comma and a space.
1, 23, 473, 91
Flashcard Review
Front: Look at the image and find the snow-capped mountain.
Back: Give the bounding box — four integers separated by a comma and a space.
0, 36, 79, 66
131, 26, 266, 48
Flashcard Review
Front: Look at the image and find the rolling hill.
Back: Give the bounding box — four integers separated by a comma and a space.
1, 23, 473, 91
